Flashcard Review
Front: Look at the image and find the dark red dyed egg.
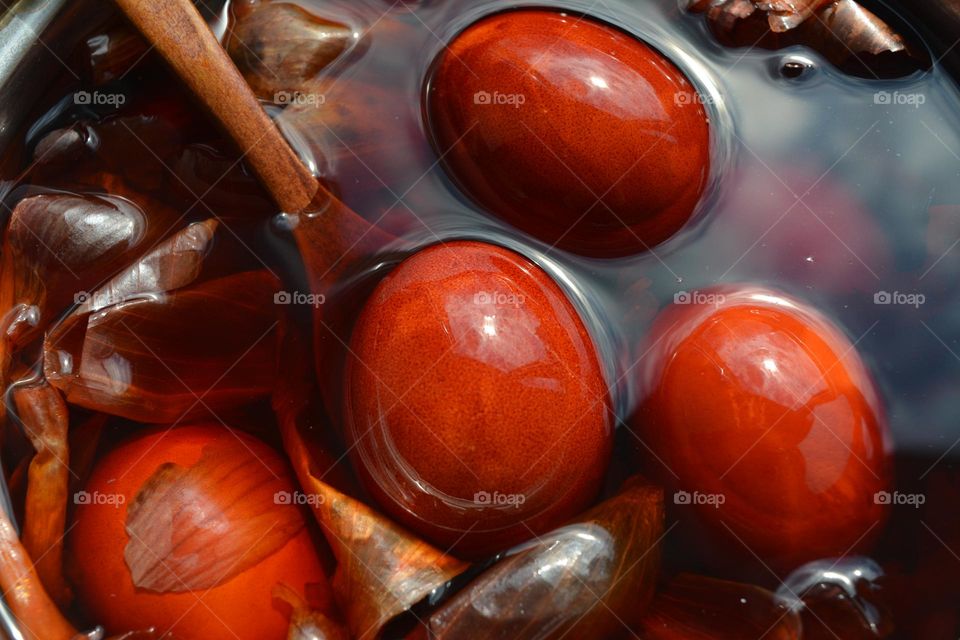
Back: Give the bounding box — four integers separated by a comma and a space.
635, 287, 892, 574
426, 10, 711, 257
344, 241, 612, 557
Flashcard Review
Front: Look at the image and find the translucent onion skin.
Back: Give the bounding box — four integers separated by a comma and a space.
685, 0, 929, 77
43, 220, 284, 424
411, 478, 664, 640
0, 193, 155, 351
226, 0, 358, 101
273, 330, 469, 640
0, 507, 77, 640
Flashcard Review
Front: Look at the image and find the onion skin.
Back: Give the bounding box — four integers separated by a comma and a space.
0, 507, 77, 640
419, 478, 664, 639
70, 424, 328, 639
226, 1, 357, 101
273, 330, 469, 640
14, 382, 72, 606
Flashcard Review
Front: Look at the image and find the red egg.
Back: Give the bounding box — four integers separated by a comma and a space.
70, 424, 328, 639
635, 287, 891, 573
344, 241, 612, 557
426, 10, 711, 257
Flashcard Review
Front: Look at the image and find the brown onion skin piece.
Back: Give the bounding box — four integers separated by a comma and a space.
13, 381, 72, 606
418, 478, 664, 639
273, 329, 469, 640
0, 193, 155, 349
226, 1, 358, 101
41, 217, 284, 423
689, 0, 831, 32
44, 269, 281, 423
0, 193, 169, 406
636, 573, 802, 639
123, 437, 305, 593
689, 0, 929, 78
0, 506, 77, 640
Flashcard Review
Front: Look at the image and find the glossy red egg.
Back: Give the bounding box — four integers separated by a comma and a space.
344, 241, 612, 557
635, 286, 892, 573
426, 9, 711, 257
70, 424, 328, 639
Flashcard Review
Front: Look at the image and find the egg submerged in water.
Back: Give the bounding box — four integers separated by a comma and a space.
344, 241, 613, 558
425, 9, 712, 258
634, 286, 892, 575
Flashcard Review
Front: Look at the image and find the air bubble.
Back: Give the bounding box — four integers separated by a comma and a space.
776, 55, 817, 81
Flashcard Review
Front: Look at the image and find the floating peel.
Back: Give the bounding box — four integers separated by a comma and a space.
227, 1, 358, 101
687, 0, 929, 77
12, 381, 72, 607
274, 332, 468, 640
419, 478, 664, 639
